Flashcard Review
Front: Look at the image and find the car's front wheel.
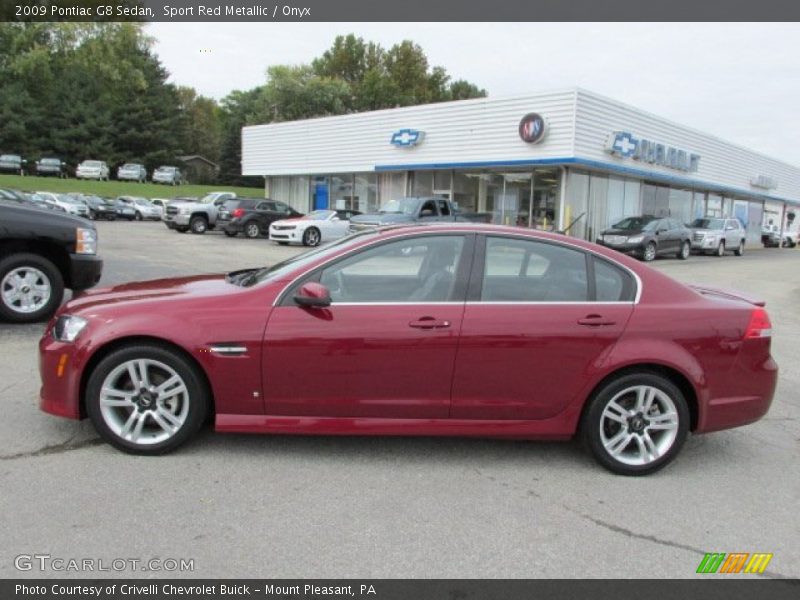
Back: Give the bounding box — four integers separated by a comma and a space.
642, 242, 657, 262
677, 240, 690, 260
189, 216, 208, 234
135, 211, 143, 221
0, 253, 64, 323
244, 221, 261, 239
86, 344, 209, 455
581, 372, 689, 475
716, 241, 726, 257
303, 227, 321, 247
734, 240, 745, 256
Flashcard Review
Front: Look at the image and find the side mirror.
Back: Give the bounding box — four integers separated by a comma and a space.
294, 282, 331, 308
420, 209, 435, 217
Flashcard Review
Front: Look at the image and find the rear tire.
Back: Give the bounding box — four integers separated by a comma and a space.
0, 253, 64, 323
85, 344, 209, 455
580, 372, 689, 476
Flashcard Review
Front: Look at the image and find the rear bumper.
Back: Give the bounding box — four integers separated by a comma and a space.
696, 356, 778, 433
69, 254, 103, 291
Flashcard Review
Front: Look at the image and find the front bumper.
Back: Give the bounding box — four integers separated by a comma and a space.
69, 254, 103, 291
164, 214, 191, 227
595, 239, 646, 256
76, 172, 101, 179
269, 227, 301, 242
691, 236, 720, 251
39, 334, 84, 420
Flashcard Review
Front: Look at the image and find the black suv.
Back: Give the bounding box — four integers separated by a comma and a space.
35, 157, 70, 178
0, 203, 103, 322
597, 216, 692, 262
218, 198, 303, 238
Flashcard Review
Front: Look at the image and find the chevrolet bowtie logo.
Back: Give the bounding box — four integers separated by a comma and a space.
390, 129, 425, 147
607, 131, 639, 157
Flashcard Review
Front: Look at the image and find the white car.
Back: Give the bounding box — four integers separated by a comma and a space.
269, 209, 361, 247
76, 160, 109, 181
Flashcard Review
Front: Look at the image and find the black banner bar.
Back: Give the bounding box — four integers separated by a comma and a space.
3, 579, 800, 600
3, 0, 800, 22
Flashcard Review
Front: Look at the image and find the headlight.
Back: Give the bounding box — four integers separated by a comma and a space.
52, 315, 88, 342
76, 228, 97, 254
627, 235, 644, 243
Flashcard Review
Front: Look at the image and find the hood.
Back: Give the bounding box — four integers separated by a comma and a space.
690, 228, 718, 234
350, 213, 414, 225
64, 274, 236, 314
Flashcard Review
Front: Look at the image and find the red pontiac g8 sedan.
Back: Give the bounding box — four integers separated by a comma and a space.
39, 224, 777, 475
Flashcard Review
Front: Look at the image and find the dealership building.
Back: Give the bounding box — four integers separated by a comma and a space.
242, 88, 800, 243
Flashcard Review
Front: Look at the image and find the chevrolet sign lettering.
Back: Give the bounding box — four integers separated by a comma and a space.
605, 131, 700, 172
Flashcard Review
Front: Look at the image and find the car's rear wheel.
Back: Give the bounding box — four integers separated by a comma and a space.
0, 253, 64, 323
86, 344, 209, 455
303, 227, 321, 247
244, 221, 261, 239
716, 241, 725, 256
642, 242, 657, 262
677, 240, 690, 260
189, 216, 208, 234
734, 240, 745, 256
581, 372, 689, 475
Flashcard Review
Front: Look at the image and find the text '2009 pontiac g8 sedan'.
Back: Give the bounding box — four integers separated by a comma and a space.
38, 224, 777, 475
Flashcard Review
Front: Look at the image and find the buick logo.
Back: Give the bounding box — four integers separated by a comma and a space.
518, 113, 547, 144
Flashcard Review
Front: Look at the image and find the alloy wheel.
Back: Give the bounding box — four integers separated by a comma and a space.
245, 222, 260, 238
98, 358, 190, 446
304, 228, 321, 246
643, 243, 656, 262
1, 267, 51, 315
599, 385, 680, 467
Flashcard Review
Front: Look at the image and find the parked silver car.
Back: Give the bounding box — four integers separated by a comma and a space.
76, 160, 110, 181
117, 196, 162, 221
117, 163, 147, 182
152, 165, 183, 185
689, 217, 746, 256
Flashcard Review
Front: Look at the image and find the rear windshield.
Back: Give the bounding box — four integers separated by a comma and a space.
83, 160, 102, 167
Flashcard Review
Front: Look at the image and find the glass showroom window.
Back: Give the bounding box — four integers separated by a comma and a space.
707, 194, 723, 217
410, 171, 434, 196
564, 170, 589, 239
668, 188, 693, 225
330, 175, 354, 211
354, 173, 379, 213
378, 172, 406, 205
693, 191, 707, 219
452, 172, 480, 213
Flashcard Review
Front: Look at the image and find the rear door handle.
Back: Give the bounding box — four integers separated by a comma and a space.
409, 317, 451, 329
577, 314, 617, 327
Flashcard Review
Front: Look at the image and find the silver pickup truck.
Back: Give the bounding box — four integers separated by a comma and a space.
162, 191, 237, 234
348, 196, 491, 233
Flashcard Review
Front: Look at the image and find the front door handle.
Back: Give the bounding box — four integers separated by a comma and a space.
577, 314, 617, 327
409, 316, 451, 329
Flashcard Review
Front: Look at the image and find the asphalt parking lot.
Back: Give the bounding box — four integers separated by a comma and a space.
1, 221, 798, 579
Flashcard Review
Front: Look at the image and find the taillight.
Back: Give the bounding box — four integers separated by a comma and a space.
232, 208, 245, 218
744, 307, 772, 339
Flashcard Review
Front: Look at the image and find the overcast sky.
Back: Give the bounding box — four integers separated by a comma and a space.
147, 22, 800, 166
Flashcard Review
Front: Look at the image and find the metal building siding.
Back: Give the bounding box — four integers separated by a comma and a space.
573, 89, 800, 202
241, 90, 578, 175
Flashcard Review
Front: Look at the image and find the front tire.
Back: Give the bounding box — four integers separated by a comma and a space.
135, 211, 143, 221
86, 344, 209, 455
734, 240, 745, 256
189, 216, 208, 234
303, 227, 321, 247
581, 372, 689, 476
0, 253, 64, 323
677, 240, 690, 260
244, 221, 261, 239
642, 242, 656, 262
716, 241, 725, 257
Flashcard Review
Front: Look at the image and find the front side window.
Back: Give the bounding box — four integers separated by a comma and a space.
319, 235, 466, 303
481, 237, 588, 302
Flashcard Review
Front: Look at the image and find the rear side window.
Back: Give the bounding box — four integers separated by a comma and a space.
594, 258, 635, 302
481, 237, 588, 302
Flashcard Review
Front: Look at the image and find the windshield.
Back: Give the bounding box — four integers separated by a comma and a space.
156, 166, 175, 173
41, 158, 60, 165
243, 230, 379, 287
133, 198, 150, 205
199, 193, 221, 204
379, 198, 421, 215
1, 154, 20, 161
303, 210, 334, 220
58, 195, 79, 204
612, 216, 657, 231
690, 218, 725, 229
